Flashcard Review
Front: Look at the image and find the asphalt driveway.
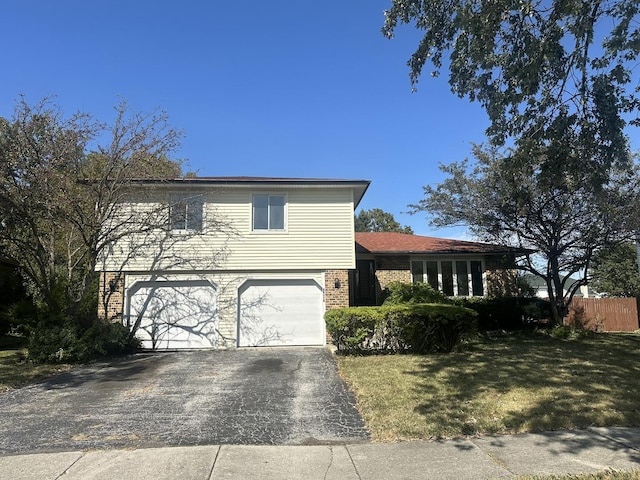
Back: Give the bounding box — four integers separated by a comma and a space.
0, 348, 369, 454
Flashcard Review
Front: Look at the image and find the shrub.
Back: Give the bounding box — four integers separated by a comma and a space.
549, 324, 594, 340
325, 303, 477, 354
27, 319, 139, 364
382, 281, 450, 305
453, 297, 551, 330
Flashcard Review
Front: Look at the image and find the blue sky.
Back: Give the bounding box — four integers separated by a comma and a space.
1, 1, 495, 237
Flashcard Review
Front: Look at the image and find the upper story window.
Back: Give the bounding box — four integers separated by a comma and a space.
252, 194, 286, 231
170, 193, 204, 232
411, 259, 485, 297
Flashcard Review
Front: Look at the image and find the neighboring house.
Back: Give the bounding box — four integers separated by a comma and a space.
522, 274, 597, 299
350, 232, 530, 306
98, 177, 528, 350
98, 177, 369, 350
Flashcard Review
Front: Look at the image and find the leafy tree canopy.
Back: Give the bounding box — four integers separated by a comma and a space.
383, 0, 639, 180
591, 242, 640, 297
411, 144, 637, 323
0, 97, 184, 317
355, 208, 414, 233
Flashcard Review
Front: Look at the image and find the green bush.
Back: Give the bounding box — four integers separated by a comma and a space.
549, 324, 594, 340
382, 281, 450, 305
27, 320, 139, 364
325, 303, 477, 354
453, 297, 551, 330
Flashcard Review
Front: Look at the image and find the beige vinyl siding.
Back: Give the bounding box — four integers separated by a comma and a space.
99, 186, 356, 272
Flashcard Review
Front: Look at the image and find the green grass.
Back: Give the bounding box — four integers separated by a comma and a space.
336, 331, 640, 441
0, 336, 72, 393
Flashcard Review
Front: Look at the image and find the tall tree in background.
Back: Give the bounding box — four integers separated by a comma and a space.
411, 145, 635, 324
355, 208, 414, 233
591, 242, 640, 297
384, 1, 640, 321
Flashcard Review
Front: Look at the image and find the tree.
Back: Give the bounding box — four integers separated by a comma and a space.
0, 97, 195, 358
355, 208, 414, 233
411, 144, 635, 324
383, 1, 639, 179
591, 242, 640, 297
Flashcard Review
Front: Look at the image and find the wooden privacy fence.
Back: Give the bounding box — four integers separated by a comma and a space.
565, 297, 639, 332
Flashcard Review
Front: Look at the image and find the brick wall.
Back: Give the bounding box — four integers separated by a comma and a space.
375, 256, 411, 296
325, 269, 350, 310
485, 255, 519, 296
98, 272, 125, 322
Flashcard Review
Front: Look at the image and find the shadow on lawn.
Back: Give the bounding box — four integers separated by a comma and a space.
407, 333, 640, 442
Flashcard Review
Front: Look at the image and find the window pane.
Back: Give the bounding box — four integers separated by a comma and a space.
426, 261, 439, 290
411, 261, 423, 283
187, 196, 204, 231
253, 195, 268, 230
269, 195, 285, 229
170, 196, 186, 230
471, 261, 484, 296
456, 261, 469, 296
441, 261, 454, 296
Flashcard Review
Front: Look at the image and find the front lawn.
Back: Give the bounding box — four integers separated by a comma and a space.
336, 331, 640, 441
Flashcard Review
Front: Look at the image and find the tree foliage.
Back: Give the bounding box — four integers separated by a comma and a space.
411, 144, 636, 323
355, 208, 414, 233
0, 97, 184, 340
383, 0, 639, 177
591, 242, 640, 297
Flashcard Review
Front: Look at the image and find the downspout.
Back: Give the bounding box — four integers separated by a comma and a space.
636, 234, 640, 276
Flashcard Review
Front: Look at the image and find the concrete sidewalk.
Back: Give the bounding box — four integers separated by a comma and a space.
1, 427, 639, 480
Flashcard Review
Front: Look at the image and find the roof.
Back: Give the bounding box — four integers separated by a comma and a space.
355, 232, 533, 256
126, 176, 371, 208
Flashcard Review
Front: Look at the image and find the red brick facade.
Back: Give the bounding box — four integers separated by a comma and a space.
98, 272, 125, 322
325, 269, 350, 310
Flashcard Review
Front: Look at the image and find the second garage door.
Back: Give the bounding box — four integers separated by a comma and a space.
238, 279, 324, 347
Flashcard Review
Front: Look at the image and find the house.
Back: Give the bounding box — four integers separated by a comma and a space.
98, 177, 369, 350
98, 177, 527, 350
350, 232, 530, 306
522, 274, 598, 299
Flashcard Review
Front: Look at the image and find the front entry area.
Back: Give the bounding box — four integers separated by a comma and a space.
237, 279, 324, 347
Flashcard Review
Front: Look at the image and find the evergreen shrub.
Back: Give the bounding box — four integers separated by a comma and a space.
325, 303, 477, 354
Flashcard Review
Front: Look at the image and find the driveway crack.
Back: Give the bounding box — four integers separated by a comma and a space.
345, 445, 363, 480
54, 451, 86, 480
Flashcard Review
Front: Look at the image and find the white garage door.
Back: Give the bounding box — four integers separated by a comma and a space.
238, 279, 324, 347
127, 280, 218, 350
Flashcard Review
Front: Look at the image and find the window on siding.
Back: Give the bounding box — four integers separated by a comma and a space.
170, 194, 204, 231
253, 194, 285, 231
411, 259, 485, 297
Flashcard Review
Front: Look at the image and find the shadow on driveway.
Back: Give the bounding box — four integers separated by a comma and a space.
0, 348, 369, 454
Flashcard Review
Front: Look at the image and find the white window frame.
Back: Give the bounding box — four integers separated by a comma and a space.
252, 193, 287, 232
410, 257, 486, 297
169, 193, 205, 232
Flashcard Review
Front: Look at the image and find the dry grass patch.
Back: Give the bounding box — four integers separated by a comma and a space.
0, 343, 72, 393
336, 332, 640, 441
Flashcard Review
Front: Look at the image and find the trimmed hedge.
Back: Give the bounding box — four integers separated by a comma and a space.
382, 281, 450, 305
325, 303, 477, 354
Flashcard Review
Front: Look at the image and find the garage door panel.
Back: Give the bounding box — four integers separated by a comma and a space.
128, 281, 218, 349
238, 280, 324, 347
